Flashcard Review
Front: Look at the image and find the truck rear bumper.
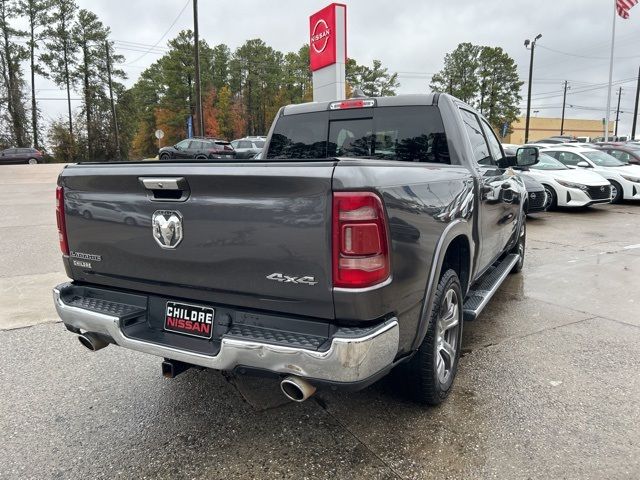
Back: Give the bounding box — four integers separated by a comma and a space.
53, 283, 399, 385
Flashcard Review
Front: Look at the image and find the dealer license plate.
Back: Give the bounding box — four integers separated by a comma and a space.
164, 301, 215, 339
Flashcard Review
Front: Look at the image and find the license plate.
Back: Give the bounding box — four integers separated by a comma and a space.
164, 301, 215, 339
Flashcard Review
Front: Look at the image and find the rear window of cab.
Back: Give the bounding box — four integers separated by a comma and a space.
266, 106, 450, 164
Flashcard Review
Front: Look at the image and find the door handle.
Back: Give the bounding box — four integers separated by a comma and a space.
141, 177, 185, 190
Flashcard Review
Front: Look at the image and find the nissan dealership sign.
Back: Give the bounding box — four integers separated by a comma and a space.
309, 3, 346, 101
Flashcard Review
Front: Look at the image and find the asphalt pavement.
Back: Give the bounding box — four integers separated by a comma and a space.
1, 164, 639, 479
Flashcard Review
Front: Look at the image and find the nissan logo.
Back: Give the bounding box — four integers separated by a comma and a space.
311, 19, 331, 54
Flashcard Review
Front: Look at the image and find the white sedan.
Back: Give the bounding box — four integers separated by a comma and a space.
519, 153, 612, 209
544, 147, 640, 203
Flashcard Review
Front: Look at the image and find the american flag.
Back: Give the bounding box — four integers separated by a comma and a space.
617, 0, 638, 19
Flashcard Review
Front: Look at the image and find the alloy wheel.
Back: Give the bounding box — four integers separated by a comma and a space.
435, 288, 460, 385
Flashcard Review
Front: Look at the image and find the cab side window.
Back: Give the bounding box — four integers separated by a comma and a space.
479, 119, 503, 163
459, 108, 493, 165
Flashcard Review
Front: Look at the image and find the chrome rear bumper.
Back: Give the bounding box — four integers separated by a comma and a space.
53, 285, 399, 384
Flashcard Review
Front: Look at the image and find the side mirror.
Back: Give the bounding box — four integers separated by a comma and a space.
576, 160, 591, 168
515, 147, 539, 167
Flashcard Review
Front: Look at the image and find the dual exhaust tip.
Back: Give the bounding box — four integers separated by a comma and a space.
78, 332, 317, 403
280, 376, 316, 402
77, 332, 111, 352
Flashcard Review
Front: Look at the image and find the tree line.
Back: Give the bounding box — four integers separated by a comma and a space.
0, 0, 400, 161
0, 1, 522, 161
126, 34, 400, 159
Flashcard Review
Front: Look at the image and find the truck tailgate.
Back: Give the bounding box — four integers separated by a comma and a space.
60, 161, 336, 319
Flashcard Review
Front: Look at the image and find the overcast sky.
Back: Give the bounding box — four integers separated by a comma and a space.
34, 0, 640, 137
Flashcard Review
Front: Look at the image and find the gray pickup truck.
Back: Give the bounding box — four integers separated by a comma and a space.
53, 94, 538, 405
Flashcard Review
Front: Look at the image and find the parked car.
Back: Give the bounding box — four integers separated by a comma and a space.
231, 137, 266, 159
0, 147, 43, 164
523, 142, 556, 149
53, 93, 535, 406
548, 135, 578, 143
519, 174, 549, 214
503, 145, 552, 213
519, 152, 612, 209
576, 136, 591, 143
545, 147, 640, 203
158, 137, 235, 160
595, 144, 640, 166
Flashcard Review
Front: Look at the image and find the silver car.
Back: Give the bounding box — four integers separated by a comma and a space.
231, 137, 266, 159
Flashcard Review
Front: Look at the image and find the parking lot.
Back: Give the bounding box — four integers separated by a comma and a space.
1, 164, 639, 479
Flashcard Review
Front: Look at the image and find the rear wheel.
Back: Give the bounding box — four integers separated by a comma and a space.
27, 158, 38, 165
610, 181, 623, 204
402, 269, 463, 405
195, 155, 207, 160
543, 185, 557, 210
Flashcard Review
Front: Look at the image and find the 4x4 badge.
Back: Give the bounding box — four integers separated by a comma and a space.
266, 273, 318, 286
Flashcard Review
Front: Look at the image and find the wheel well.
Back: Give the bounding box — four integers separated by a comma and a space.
441, 235, 471, 295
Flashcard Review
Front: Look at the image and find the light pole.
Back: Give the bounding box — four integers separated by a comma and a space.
193, 0, 204, 137
560, 80, 570, 135
524, 33, 542, 144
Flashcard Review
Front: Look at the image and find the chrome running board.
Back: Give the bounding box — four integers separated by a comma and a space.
463, 253, 519, 321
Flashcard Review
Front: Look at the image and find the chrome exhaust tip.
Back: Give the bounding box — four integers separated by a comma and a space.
280, 376, 317, 402
78, 332, 110, 352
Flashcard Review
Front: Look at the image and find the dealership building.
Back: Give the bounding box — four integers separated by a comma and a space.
504, 116, 615, 144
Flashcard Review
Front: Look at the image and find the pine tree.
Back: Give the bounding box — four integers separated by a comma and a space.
18, 0, 50, 148
72, 9, 109, 160
0, 0, 30, 146
41, 0, 78, 137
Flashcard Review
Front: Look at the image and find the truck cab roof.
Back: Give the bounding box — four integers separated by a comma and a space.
282, 94, 440, 116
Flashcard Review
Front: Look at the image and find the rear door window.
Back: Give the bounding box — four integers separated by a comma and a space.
238, 141, 253, 149
459, 108, 492, 165
479, 119, 503, 164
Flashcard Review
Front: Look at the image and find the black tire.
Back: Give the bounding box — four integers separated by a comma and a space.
542, 184, 557, 210
610, 181, 623, 204
27, 158, 38, 165
402, 269, 463, 405
510, 213, 526, 273
195, 155, 207, 160
82, 210, 92, 220
124, 217, 136, 226
160, 153, 171, 161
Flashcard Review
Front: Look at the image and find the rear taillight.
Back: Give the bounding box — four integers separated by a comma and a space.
56, 186, 69, 255
332, 192, 390, 288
